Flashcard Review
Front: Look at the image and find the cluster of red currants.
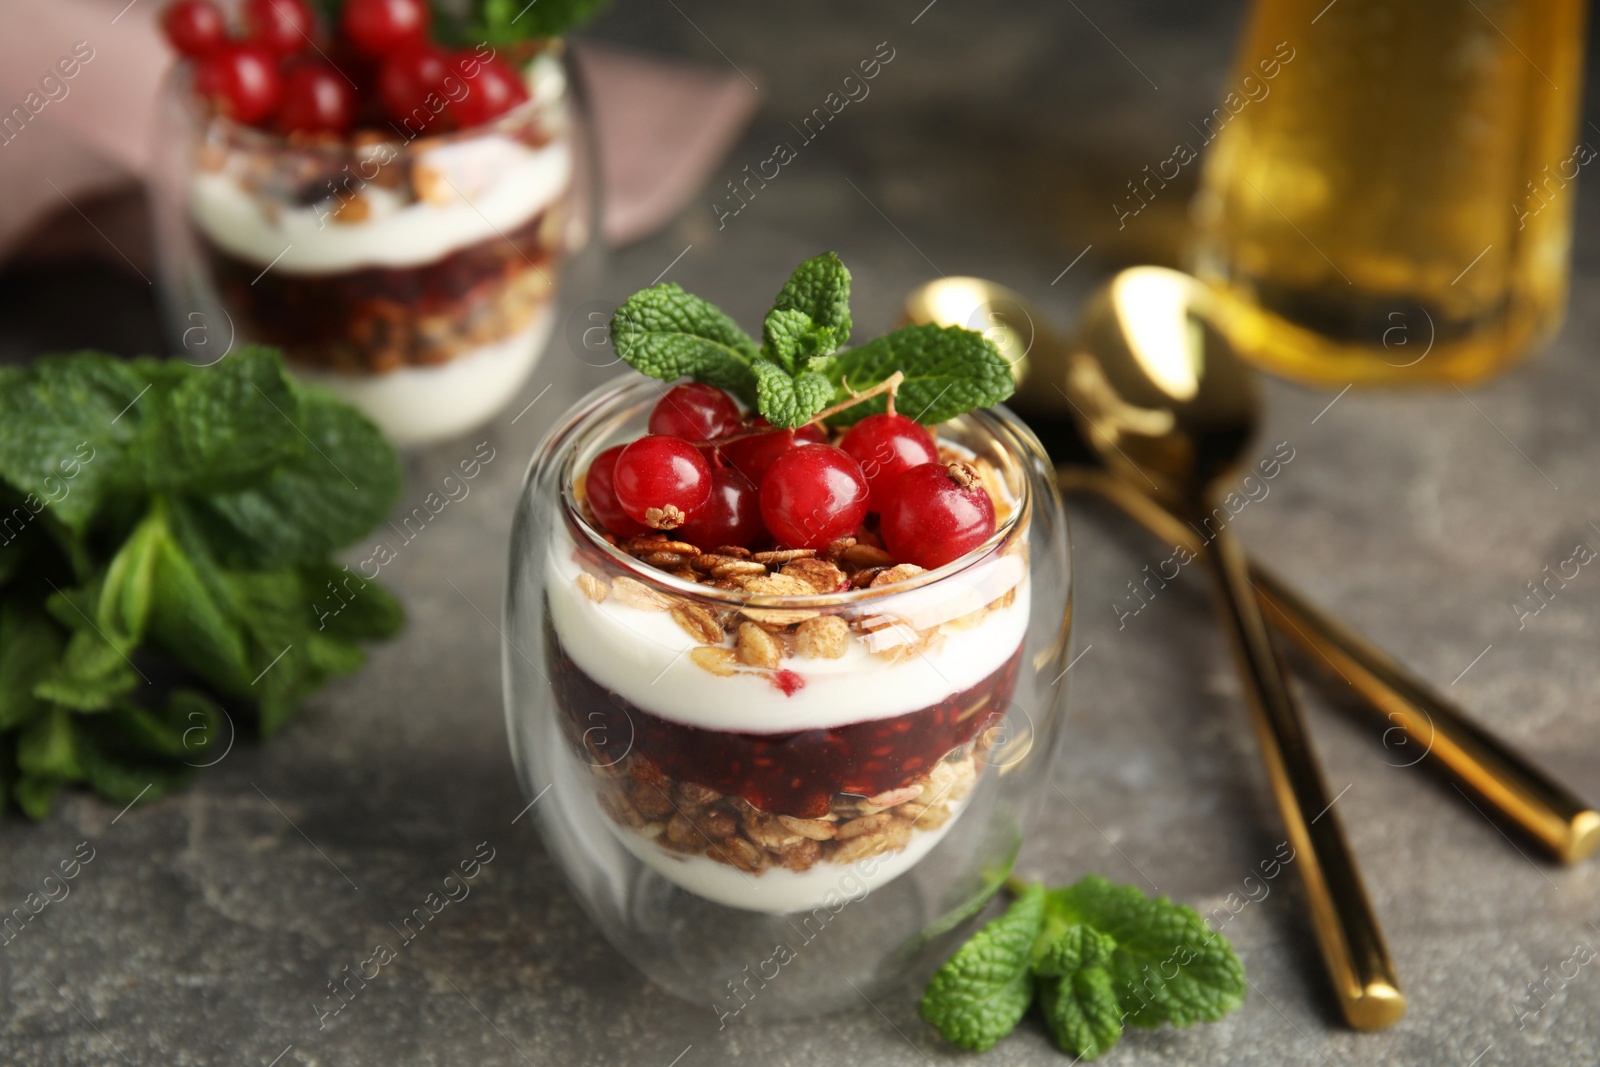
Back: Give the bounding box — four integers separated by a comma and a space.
161, 0, 528, 134
585, 383, 998, 571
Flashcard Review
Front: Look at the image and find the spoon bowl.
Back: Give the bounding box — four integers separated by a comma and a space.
1069, 267, 1258, 514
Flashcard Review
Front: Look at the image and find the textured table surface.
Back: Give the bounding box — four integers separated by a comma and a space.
5, 3, 1600, 1065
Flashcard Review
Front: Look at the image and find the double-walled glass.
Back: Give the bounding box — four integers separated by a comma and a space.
148, 43, 596, 445
503, 378, 1072, 1017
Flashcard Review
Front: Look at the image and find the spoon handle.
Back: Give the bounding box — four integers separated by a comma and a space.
1200, 520, 1405, 1031
1251, 570, 1600, 863
1062, 467, 1600, 863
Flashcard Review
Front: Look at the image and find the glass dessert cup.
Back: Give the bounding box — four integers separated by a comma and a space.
148, 44, 594, 446
504, 378, 1073, 1018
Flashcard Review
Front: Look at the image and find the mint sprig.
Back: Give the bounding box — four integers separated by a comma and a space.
609, 252, 1014, 430
0, 348, 403, 818
920, 875, 1246, 1060
302, 1, 605, 47
462, 0, 609, 44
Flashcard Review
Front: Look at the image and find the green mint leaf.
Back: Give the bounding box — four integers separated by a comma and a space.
1035, 923, 1118, 976
770, 251, 852, 348
0, 351, 145, 535
304, 563, 405, 642
224, 569, 323, 736
1045, 875, 1246, 1030
33, 629, 139, 712
73, 734, 191, 806
0, 494, 37, 585
89, 695, 210, 761
611, 283, 760, 405
751, 361, 833, 430
761, 308, 837, 374
14, 774, 65, 820
97, 506, 166, 644
224, 567, 393, 736
139, 347, 301, 494
73, 698, 205, 805
827, 323, 1015, 426
1039, 965, 1125, 1061
467, 0, 607, 42
304, 630, 368, 677
0, 602, 63, 730
17, 705, 83, 783
919, 883, 1046, 1051
191, 384, 401, 569
145, 516, 252, 694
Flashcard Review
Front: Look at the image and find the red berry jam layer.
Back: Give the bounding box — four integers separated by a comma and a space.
200, 214, 556, 374
551, 627, 1020, 820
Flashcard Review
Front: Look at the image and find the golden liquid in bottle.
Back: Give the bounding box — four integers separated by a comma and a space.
1192, 0, 1588, 386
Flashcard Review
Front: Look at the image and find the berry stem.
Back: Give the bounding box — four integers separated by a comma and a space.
805, 370, 905, 428
689, 371, 908, 449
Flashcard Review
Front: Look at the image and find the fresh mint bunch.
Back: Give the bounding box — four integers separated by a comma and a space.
610, 252, 1015, 429
0, 348, 403, 819
920, 875, 1246, 1059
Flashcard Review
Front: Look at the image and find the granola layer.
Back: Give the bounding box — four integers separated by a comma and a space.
545, 528, 1030, 733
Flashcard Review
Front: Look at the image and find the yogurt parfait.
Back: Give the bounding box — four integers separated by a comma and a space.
151, 0, 589, 444
504, 256, 1071, 1010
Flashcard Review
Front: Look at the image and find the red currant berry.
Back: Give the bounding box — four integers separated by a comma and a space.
648, 383, 742, 442
341, 0, 430, 57
721, 417, 827, 485
377, 45, 450, 123
194, 45, 282, 125
276, 63, 354, 133
839, 413, 938, 514
585, 444, 647, 537
677, 466, 764, 549
760, 445, 870, 550
243, 0, 313, 55
613, 435, 713, 531
450, 55, 530, 127
881, 462, 997, 570
162, 0, 228, 57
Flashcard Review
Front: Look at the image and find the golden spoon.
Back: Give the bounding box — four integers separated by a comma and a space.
1068, 266, 1404, 1030
903, 275, 1600, 866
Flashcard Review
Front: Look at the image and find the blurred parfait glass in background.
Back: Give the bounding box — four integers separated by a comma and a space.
1191, 0, 1589, 386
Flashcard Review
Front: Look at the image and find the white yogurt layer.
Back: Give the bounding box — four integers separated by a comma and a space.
609, 800, 968, 914
191, 135, 571, 273
294, 306, 552, 445
547, 534, 1029, 733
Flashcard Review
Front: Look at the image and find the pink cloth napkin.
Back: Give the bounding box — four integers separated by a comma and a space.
0, 0, 758, 263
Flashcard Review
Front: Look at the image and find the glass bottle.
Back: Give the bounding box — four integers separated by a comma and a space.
1191, 0, 1589, 386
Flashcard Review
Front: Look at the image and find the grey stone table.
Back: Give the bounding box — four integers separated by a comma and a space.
5, 2, 1600, 1064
